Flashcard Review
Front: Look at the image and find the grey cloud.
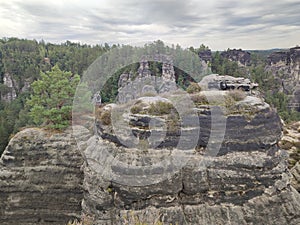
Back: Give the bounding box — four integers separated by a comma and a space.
112, 0, 208, 26
18, 2, 64, 18
225, 16, 262, 27
210, 0, 300, 36
0, 0, 299, 50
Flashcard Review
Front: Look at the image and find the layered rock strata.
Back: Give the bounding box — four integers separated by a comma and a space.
0, 128, 84, 225
1, 93, 300, 224
82, 94, 300, 224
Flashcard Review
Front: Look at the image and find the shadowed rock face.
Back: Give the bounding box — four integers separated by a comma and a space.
267, 47, 300, 66
220, 49, 251, 66
266, 47, 300, 109
0, 128, 84, 225
267, 51, 290, 65
198, 50, 212, 63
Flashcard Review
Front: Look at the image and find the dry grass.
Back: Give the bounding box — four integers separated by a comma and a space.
96, 106, 112, 125
148, 101, 174, 115
227, 89, 246, 101
186, 82, 201, 94
190, 93, 209, 105
130, 104, 144, 114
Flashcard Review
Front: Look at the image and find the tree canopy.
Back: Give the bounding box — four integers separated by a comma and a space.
26, 65, 80, 129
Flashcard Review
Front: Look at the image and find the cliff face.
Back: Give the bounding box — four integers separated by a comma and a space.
0, 128, 84, 225
81, 94, 300, 224
198, 50, 212, 63
280, 121, 300, 191
220, 49, 251, 66
1, 94, 300, 225
1, 73, 17, 101
266, 47, 300, 109
117, 58, 177, 104
0, 72, 31, 102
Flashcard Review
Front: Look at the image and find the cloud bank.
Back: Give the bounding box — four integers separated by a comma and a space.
0, 0, 299, 50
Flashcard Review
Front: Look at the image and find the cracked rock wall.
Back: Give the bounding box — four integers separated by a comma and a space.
0, 128, 84, 225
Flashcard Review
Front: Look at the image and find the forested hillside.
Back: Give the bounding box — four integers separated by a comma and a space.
0, 38, 299, 155
0, 38, 109, 153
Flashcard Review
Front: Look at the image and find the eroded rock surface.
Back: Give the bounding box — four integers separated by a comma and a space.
0, 128, 84, 225
279, 121, 300, 192
1, 94, 300, 225
220, 49, 251, 66
82, 94, 300, 224
198, 49, 212, 63
266, 46, 300, 110
117, 57, 177, 104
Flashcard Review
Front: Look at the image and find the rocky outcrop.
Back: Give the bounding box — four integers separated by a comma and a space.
82, 92, 300, 224
0, 128, 84, 225
0, 73, 31, 102
221, 49, 251, 66
96, 95, 279, 155
266, 47, 300, 109
291, 162, 300, 192
1, 91, 300, 224
162, 60, 175, 82
117, 57, 177, 104
1, 73, 18, 101
198, 50, 212, 63
279, 121, 300, 191
279, 121, 300, 168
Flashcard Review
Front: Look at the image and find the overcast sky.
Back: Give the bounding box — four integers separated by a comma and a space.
0, 0, 299, 50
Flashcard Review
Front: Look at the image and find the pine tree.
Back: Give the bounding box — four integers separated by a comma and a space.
26, 65, 80, 129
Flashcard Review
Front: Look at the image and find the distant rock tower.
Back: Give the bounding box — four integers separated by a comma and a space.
162, 59, 175, 82
138, 58, 151, 77
117, 56, 178, 103
1, 73, 17, 102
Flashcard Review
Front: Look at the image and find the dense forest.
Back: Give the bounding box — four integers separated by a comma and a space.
0, 38, 299, 155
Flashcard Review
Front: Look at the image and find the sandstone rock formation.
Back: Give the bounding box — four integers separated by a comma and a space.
279, 121, 300, 192
117, 57, 177, 104
0, 128, 84, 225
198, 49, 212, 63
1, 73, 31, 102
266, 46, 300, 110
221, 49, 251, 66
280, 121, 300, 168
1, 73, 17, 102
291, 162, 300, 192
83, 92, 300, 224
1, 91, 300, 224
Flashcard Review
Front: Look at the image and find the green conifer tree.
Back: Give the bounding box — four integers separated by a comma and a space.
27, 65, 80, 129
